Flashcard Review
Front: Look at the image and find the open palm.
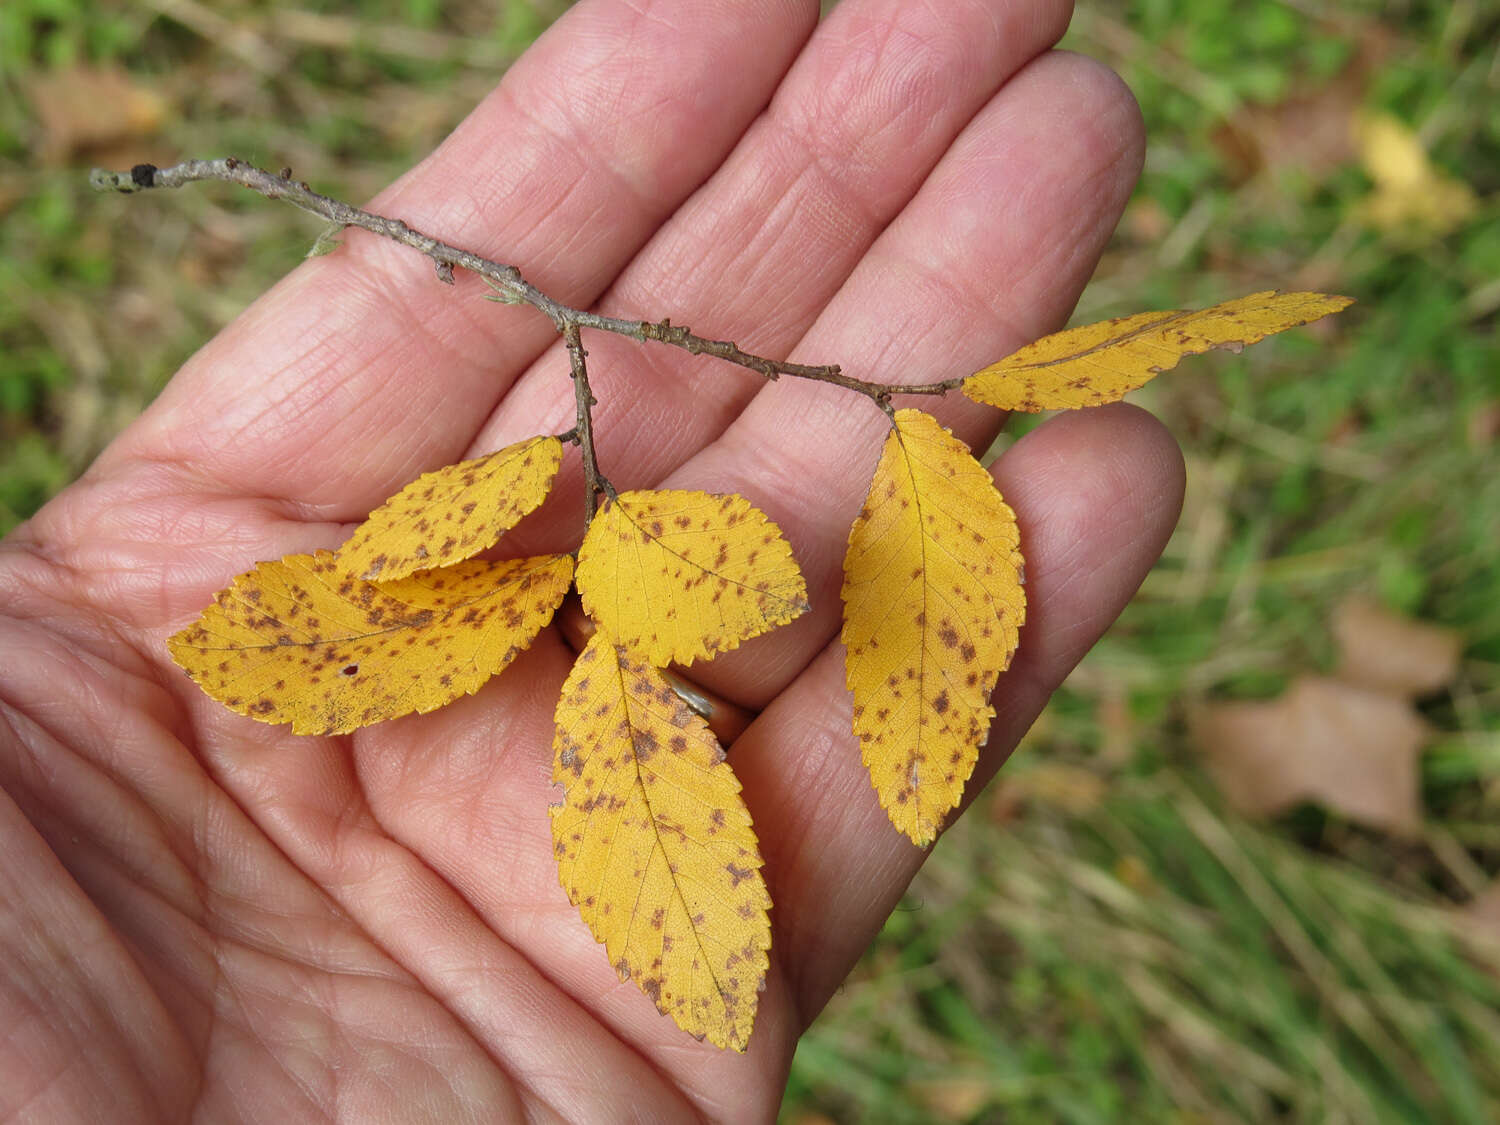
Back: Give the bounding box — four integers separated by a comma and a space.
0, 2, 1184, 1121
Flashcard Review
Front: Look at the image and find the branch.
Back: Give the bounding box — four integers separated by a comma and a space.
563, 324, 606, 528
90, 159, 964, 401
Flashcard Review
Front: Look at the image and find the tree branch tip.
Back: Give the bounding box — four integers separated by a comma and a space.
92, 156, 959, 419
90, 164, 158, 193
88, 169, 123, 193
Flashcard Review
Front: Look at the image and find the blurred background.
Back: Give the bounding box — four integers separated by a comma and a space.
2, 1, 1496, 1120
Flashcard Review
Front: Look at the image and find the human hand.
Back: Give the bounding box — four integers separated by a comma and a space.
0, 1, 1183, 1120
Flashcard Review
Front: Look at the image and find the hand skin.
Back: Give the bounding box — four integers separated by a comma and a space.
0, 2, 1184, 1121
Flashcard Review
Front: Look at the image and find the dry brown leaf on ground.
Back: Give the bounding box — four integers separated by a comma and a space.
1461, 883, 1500, 939
782, 1114, 838, 1125
1468, 401, 1500, 448
1097, 687, 1136, 765
1190, 676, 1429, 835
25, 66, 169, 163
1114, 854, 1157, 895
1010, 763, 1108, 817
1209, 23, 1393, 186
1332, 595, 1463, 698
1211, 75, 1362, 185
906, 1076, 994, 1121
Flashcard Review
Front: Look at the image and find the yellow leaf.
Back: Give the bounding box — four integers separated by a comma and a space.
1356, 112, 1478, 237
338, 435, 562, 581
551, 630, 771, 1051
842, 409, 1025, 845
963, 291, 1352, 412
169, 551, 573, 734
574, 489, 809, 666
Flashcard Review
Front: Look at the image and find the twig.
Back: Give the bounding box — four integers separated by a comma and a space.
562, 324, 605, 527
90, 158, 964, 402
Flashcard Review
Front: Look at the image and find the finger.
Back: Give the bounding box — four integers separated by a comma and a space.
658, 51, 1146, 707
333, 636, 802, 1115
316, 3, 1091, 1095
467, 0, 1074, 508
328, 401, 1178, 1100
272, 46, 1139, 1087
167, 649, 711, 1121
0, 599, 675, 1120
319, 10, 1095, 1086
735, 402, 1186, 1020
105, 0, 819, 516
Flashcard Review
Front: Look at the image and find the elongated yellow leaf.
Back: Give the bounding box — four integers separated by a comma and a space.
964, 291, 1352, 412
169, 552, 572, 734
551, 630, 771, 1051
338, 435, 562, 580
842, 409, 1025, 845
575, 489, 809, 666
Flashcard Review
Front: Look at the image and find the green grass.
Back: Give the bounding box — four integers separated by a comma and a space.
2, 2, 1498, 1122
0, 0, 563, 529
790, 782, 1500, 1123
792, 2, 1500, 1121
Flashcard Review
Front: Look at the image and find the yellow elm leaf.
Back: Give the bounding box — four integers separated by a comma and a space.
551, 630, 771, 1051
1356, 112, 1478, 236
168, 551, 573, 734
963, 291, 1353, 412
574, 489, 809, 666
842, 409, 1026, 845
337, 435, 563, 581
